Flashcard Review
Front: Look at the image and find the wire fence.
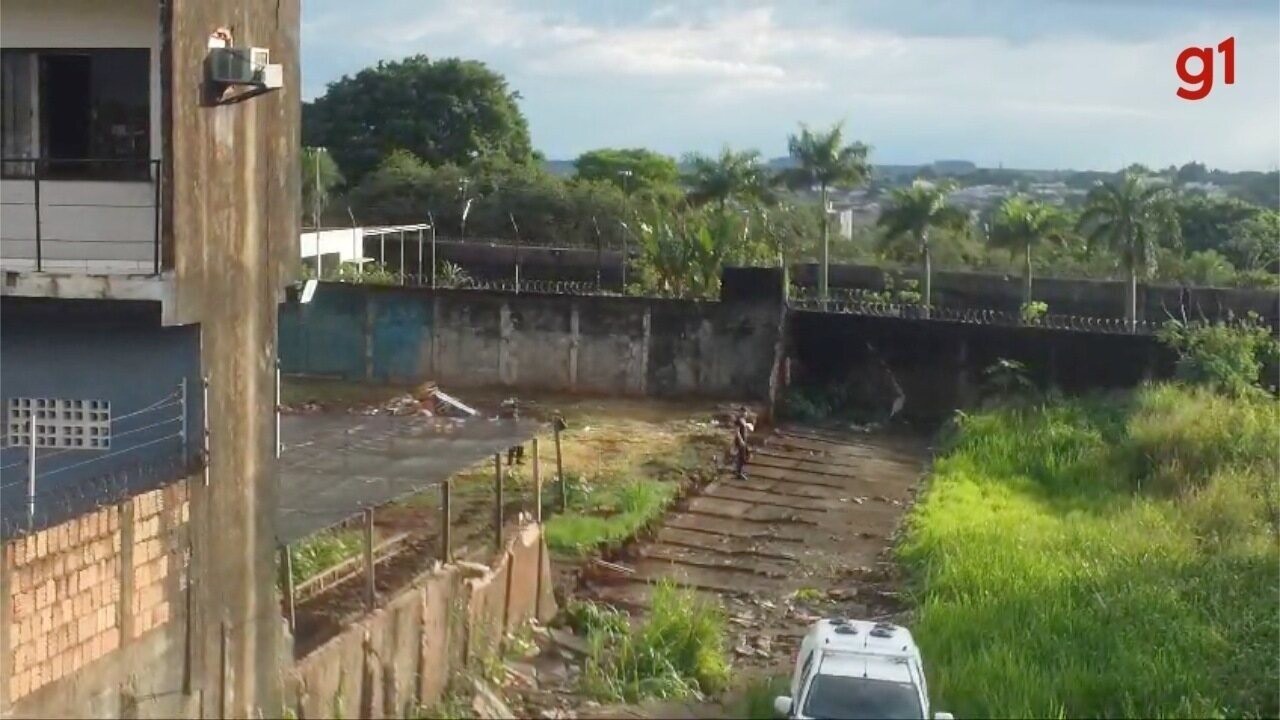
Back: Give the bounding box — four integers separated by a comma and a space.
789, 292, 1162, 335
0, 382, 194, 540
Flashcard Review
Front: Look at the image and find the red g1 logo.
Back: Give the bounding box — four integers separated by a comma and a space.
1176, 37, 1235, 101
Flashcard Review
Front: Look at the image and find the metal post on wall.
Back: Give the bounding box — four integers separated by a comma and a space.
428, 212, 438, 289
202, 375, 211, 487
27, 415, 36, 526
493, 454, 504, 550
509, 212, 521, 294
275, 359, 282, 458
179, 377, 188, 459
399, 229, 406, 285
363, 508, 375, 610
592, 216, 603, 291
152, 160, 161, 275
532, 437, 541, 524
417, 227, 424, 285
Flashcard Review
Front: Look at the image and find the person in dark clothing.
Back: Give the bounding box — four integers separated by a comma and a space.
733, 412, 753, 480
501, 398, 525, 465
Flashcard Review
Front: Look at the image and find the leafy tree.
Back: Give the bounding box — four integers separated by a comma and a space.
1225, 210, 1280, 272
778, 122, 871, 302
1158, 319, 1279, 397
877, 181, 968, 311
988, 196, 1070, 305
304, 56, 533, 183
1078, 174, 1181, 329
301, 147, 344, 228
573, 148, 681, 203
632, 207, 774, 298
682, 146, 771, 211
1174, 195, 1258, 256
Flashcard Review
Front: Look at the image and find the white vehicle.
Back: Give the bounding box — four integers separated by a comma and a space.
773, 618, 954, 720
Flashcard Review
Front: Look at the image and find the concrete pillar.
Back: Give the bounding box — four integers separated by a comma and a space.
638, 307, 651, 395
428, 296, 441, 380
364, 294, 376, 381
955, 336, 972, 408
118, 499, 137, 644
568, 304, 580, 391
498, 301, 515, 386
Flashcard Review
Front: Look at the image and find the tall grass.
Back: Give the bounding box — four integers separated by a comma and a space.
545, 476, 677, 555
290, 530, 363, 586
574, 582, 731, 702
900, 384, 1279, 718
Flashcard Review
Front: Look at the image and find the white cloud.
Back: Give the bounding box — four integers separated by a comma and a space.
303, 0, 1280, 169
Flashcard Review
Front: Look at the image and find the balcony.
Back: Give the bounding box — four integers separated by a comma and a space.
0, 158, 162, 275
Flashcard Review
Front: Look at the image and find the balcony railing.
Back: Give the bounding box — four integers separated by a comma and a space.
0, 158, 162, 275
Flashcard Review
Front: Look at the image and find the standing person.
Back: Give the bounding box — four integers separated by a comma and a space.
501, 398, 525, 465
733, 410, 753, 480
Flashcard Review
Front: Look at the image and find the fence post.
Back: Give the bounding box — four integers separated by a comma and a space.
279, 545, 296, 634
553, 416, 566, 512
275, 358, 282, 459
363, 508, 375, 611
27, 415, 36, 527
417, 227, 424, 284
399, 229, 406, 285
440, 480, 452, 563
532, 437, 542, 525
493, 454, 504, 550
219, 620, 230, 719
32, 168, 42, 272
179, 378, 188, 459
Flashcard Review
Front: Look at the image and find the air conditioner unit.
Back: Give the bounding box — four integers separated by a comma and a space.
208, 47, 272, 85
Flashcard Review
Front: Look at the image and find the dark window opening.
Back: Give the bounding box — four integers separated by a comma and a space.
1, 48, 151, 180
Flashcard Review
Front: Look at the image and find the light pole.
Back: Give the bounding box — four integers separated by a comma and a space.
459, 178, 471, 241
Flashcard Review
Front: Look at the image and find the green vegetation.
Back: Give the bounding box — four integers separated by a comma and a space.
1157, 318, 1280, 397
899, 384, 1279, 717
571, 582, 731, 702
544, 475, 677, 555
989, 197, 1070, 305
289, 530, 363, 586
877, 181, 969, 308
734, 675, 790, 720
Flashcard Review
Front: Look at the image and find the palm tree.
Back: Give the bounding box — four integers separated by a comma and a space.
1077, 173, 1180, 330
779, 123, 870, 302
683, 146, 771, 212
877, 181, 968, 314
989, 196, 1069, 307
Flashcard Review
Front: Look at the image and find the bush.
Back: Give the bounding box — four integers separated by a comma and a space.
1157, 319, 1278, 397
579, 582, 730, 702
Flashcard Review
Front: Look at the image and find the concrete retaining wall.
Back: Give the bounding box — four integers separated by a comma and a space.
280, 269, 787, 402
286, 522, 556, 718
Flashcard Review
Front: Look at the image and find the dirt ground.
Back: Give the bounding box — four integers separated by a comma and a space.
509, 424, 932, 719
280, 378, 736, 655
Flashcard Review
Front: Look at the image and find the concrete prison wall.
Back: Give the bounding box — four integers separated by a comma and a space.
280, 268, 787, 401
2, 481, 192, 719
286, 522, 556, 719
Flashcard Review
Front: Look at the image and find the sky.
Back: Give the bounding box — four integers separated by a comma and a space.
301, 0, 1280, 171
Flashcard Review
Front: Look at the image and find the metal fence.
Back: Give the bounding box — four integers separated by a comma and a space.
789, 293, 1161, 335
0, 157, 163, 274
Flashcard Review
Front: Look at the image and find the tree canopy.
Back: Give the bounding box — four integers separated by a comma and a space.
304, 56, 533, 183
683, 146, 772, 210
573, 148, 681, 201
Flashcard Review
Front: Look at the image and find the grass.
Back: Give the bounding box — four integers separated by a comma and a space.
289, 530, 364, 586
571, 581, 731, 703
545, 474, 678, 555
734, 675, 790, 719
898, 384, 1279, 718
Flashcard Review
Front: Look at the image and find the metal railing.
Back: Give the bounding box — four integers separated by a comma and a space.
0, 158, 163, 274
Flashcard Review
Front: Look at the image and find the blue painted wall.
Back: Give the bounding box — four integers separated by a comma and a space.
0, 299, 202, 535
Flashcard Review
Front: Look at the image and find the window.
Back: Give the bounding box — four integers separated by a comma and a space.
1, 48, 150, 180
8, 398, 111, 449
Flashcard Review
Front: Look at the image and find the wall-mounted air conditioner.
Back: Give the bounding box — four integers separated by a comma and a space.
208, 47, 283, 89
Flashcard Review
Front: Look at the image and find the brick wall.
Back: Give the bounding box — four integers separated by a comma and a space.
3, 481, 189, 705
